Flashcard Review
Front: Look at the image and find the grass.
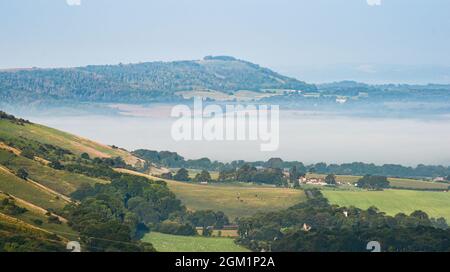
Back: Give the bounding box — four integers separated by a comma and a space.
388, 177, 449, 190
0, 193, 78, 240
0, 119, 140, 165
323, 189, 450, 221
0, 166, 67, 211
0, 150, 107, 195
115, 168, 306, 221
142, 232, 250, 252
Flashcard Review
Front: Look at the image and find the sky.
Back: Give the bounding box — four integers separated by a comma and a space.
1, 0, 450, 83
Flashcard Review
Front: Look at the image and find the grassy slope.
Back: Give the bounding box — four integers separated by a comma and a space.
0, 149, 107, 195
0, 193, 77, 240
323, 189, 450, 221
0, 166, 67, 211
142, 232, 249, 252
116, 168, 306, 221
0, 119, 140, 165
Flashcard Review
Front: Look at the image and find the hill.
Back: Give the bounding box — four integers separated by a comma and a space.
0, 56, 316, 105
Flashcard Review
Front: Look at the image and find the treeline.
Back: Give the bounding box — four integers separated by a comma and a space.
0, 110, 30, 125
134, 149, 450, 179
237, 190, 450, 252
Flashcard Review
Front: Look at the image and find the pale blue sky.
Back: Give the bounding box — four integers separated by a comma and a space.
1, 0, 450, 83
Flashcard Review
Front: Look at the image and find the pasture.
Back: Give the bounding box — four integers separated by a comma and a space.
323, 189, 450, 221
115, 168, 306, 220
142, 232, 249, 252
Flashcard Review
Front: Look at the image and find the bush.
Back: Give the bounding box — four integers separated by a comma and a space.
33, 219, 44, 226
48, 215, 62, 224
155, 221, 196, 236
356, 175, 390, 190
81, 153, 90, 160
16, 168, 29, 180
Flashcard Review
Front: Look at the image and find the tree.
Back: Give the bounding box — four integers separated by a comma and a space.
81, 153, 90, 160
266, 158, 284, 169
194, 170, 212, 183
325, 174, 337, 185
16, 168, 28, 180
161, 172, 173, 180
289, 166, 299, 183
173, 168, 190, 182
218, 169, 236, 182
202, 226, 213, 237
236, 164, 257, 182
49, 160, 63, 170
356, 175, 389, 190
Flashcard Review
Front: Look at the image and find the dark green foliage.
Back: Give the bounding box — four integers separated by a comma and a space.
237, 191, 450, 252
186, 210, 230, 229
0, 111, 30, 125
80, 153, 90, 160
160, 172, 173, 180
134, 148, 450, 179
173, 168, 190, 181
33, 219, 44, 226
325, 174, 337, 185
16, 168, 28, 180
0, 198, 27, 215
193, 170, 212, 183
155, 221, 197, 236
356, 175, 390, 190
265, 158, 284, 169
218, 168, 236, 182
47, 215, 61, 225
65, 173, 186, 251
235, 164, 285, 186
0, 234, 64, 252
49, 160, 63, 170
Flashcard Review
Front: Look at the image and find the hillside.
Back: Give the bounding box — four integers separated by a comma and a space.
0, 117, 141, 166
0, 56, 316, 105
0, 113, 145, 249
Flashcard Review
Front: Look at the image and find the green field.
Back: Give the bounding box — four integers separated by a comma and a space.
116, 169, 306, 221
323, 189, 450, 221
162, 179, 305, 220
142, 232, 249, 252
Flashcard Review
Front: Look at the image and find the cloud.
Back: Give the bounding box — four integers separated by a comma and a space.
66, 0, 81, 6
367, 0, 381, 6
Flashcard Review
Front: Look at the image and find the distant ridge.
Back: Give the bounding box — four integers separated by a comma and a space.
0, 56, 316, 105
